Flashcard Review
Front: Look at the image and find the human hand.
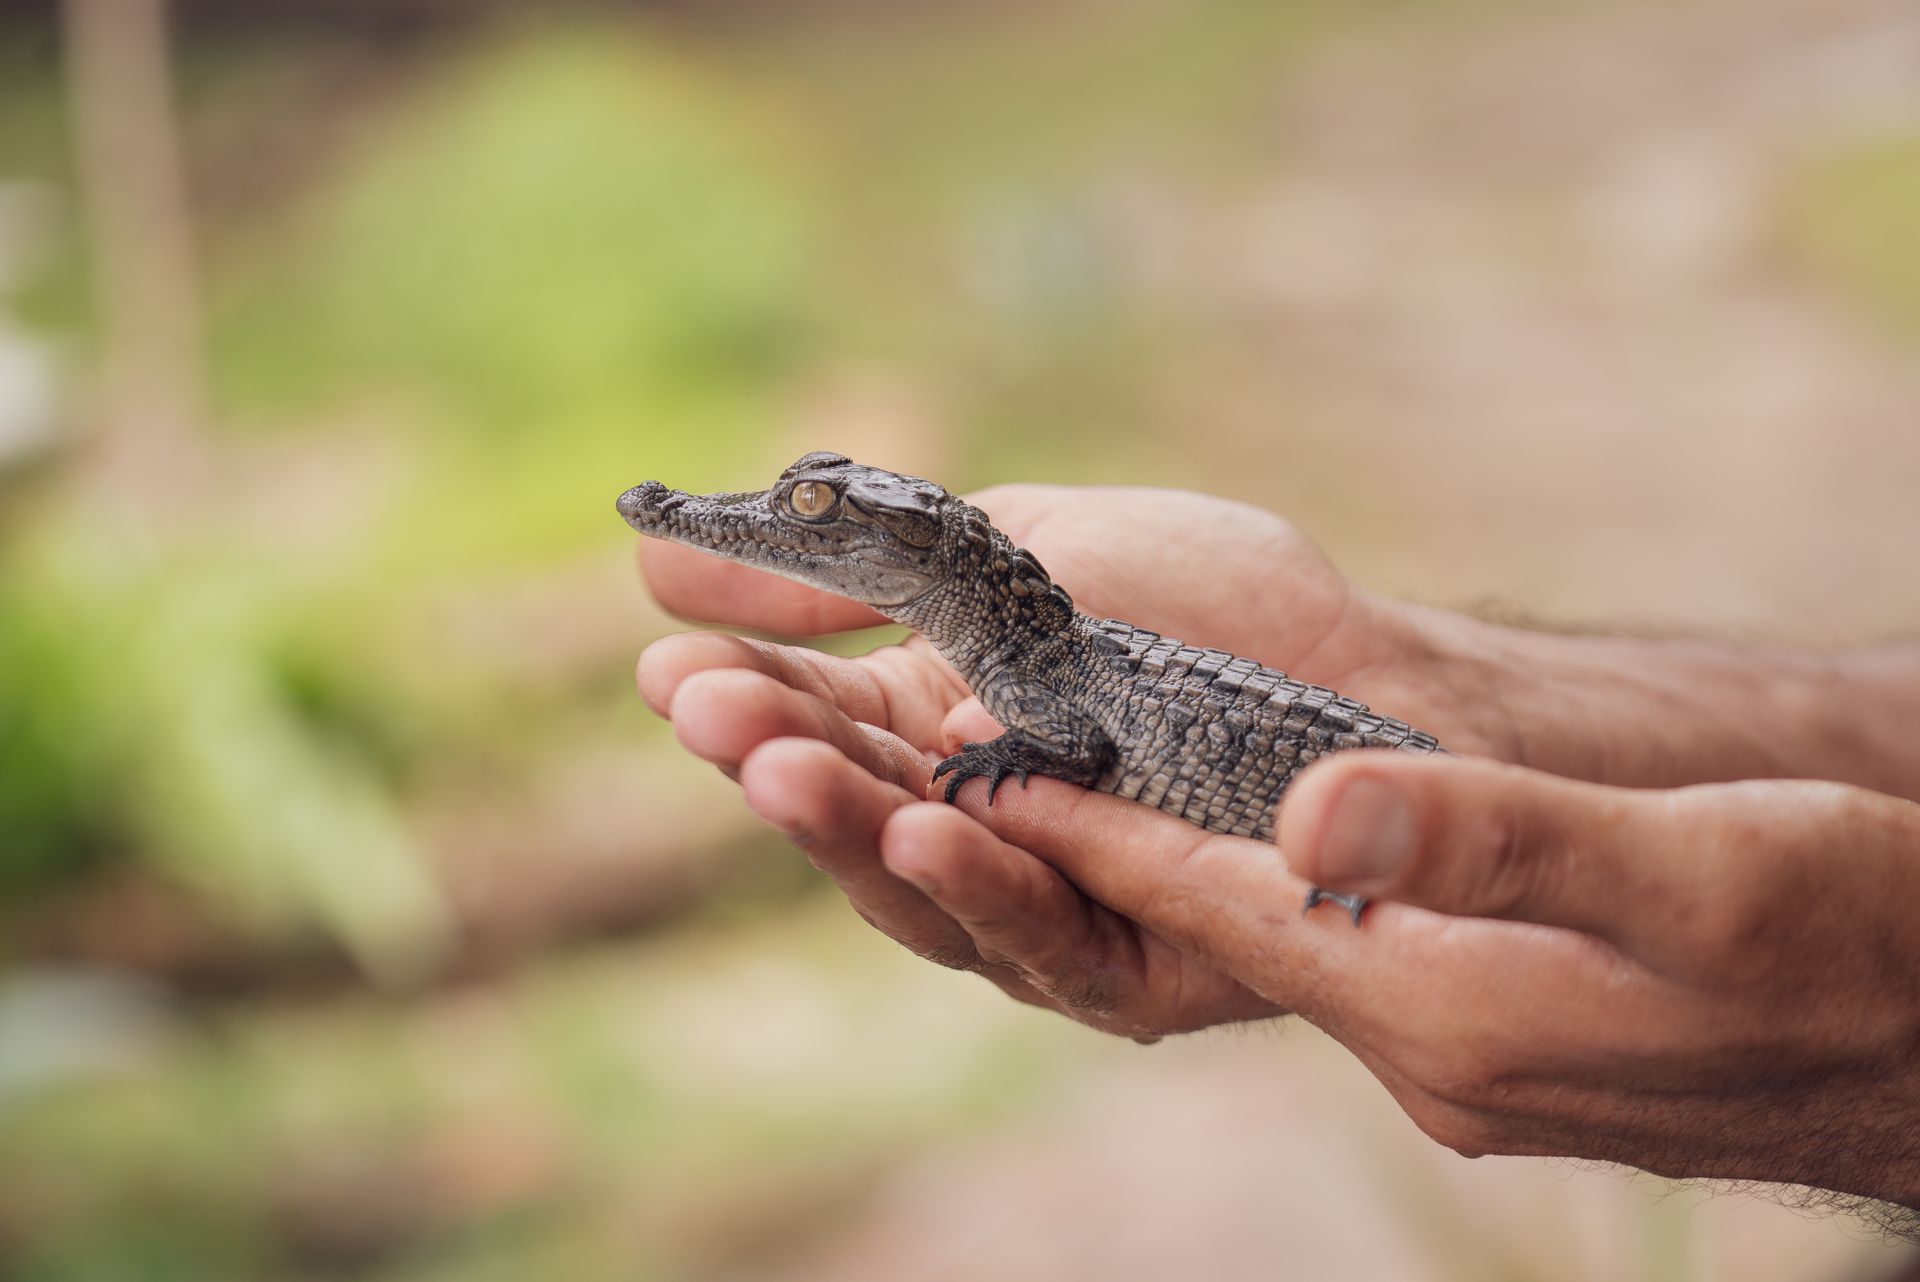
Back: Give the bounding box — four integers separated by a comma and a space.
928, 746, 1920, 1213
636, 474, 1920, 1209
637, 483, 1501, 1038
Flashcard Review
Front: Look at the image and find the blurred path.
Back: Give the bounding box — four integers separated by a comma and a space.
739, 1030, 1909, 1282
729, 1, 1920, 1278
1133, 0, 1920, 639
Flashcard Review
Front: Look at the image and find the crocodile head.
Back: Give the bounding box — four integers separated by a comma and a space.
616, 451, 955, 608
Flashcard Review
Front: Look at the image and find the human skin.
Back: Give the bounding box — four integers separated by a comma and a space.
634, 484, 1920, 1217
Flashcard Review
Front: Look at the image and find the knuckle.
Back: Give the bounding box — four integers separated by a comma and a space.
1680, 892, 1773, 968
1088, 1009, 1167, 1041
1473, 801, 1558, 917
1411, 1103, 1504, 1160
1043, 964, 1121, 1016
920, 943, 983, 973
1141, 833, 1231, 920
866, 909, 987, 975
1658, 786, 1829, 968
978, 966, 1147, 1038
988, 943, 1119, 1015
1408, 1044, 1512, 1111
1664, 817, 1776, 963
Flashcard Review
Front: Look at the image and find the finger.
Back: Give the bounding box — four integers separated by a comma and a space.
937, 696, 999, 753
945, 777, 1358, 1021
949, 772, 1680, 1085
639, 631, 965, 746
737, 737, 974, 961
739, 738, 1130, 1031
639, 538, 883, 634
880, 800, 1138, 1023
882, 801, 1278, 1035
1277, 752, 1691, 955
668, 667, 930, 791
881, 800, 1136, 1022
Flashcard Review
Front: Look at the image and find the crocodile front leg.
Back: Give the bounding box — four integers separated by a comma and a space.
933, 711, 1117, 806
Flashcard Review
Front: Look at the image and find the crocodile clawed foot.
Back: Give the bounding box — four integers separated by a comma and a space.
1303, 886, 1367, 927
933, 741, 1034, 806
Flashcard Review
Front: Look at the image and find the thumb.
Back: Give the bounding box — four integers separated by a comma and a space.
1278, 752, 1674, 949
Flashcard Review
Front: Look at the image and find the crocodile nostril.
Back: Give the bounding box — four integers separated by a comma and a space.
616, 485, 658, 520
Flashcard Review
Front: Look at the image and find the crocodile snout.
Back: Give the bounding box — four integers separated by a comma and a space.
616, 481, 673, 525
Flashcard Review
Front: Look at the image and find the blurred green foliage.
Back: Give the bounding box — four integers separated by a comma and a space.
209, 28, 813, 568
214, 33, 806, 434
2, 22, 819, 967
0, 510, 454, 980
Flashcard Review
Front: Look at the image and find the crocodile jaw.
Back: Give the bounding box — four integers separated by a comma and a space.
616, 480, 938, 608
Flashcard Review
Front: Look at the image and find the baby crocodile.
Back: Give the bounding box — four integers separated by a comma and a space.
618, 452, 1443, 923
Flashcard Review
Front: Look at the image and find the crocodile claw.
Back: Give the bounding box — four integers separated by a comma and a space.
1303, 886, 1367, 927
933, 741, 1033, 805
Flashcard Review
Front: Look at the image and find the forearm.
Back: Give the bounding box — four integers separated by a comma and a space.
1417, 607, 1920, 800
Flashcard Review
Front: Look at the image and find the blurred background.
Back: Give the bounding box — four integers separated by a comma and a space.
2, 0, 1917, 1278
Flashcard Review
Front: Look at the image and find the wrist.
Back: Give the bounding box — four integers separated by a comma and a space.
1407, 606, 1920, 795
1461, 620, 1795, 785
1404, 603, 1778, 785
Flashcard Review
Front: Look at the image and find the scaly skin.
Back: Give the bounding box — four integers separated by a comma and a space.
617, 452, 1444, 922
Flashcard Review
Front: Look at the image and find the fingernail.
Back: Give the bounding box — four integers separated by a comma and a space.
1314, 777, 1415, 887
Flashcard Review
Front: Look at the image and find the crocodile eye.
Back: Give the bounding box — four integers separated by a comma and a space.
788, 480, 836, 518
